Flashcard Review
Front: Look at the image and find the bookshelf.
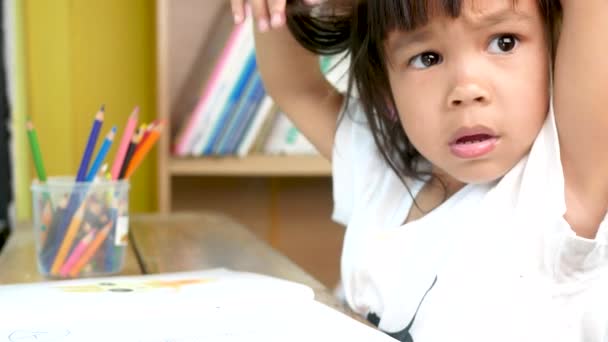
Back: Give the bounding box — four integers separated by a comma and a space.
155, 0, 340, 287
169, 156, 331, 176
155, 0, 331, 211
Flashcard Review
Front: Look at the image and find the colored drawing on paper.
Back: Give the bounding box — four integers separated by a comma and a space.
55, 278, 216, 293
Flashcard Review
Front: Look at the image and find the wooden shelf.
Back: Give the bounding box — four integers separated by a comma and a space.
169, 155, 331, 176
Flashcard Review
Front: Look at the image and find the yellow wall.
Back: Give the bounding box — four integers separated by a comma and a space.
11, 0, 30, 220
23, 0, 156, 213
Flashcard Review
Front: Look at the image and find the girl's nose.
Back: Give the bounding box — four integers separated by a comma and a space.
447, 83, 491, 109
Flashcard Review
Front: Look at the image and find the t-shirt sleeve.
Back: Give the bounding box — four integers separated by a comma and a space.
331, 98, 380, 226
510, 104, 608, 283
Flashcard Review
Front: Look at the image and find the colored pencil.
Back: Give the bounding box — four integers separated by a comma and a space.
137, 121, 155, 152
41, 200, 53, 226
25, 119, 47, 182
27, 119, 54, 210
132, 123, 148, 157
39, 200, 53, 247
124, 121, 165, 178
134, 123, 147, 153
138, 123, 147, 135
50, 203, 86, 275
98, 163, 108, 179
40, 197, 68, 272
77, 105, 105, 182
59, 228, 96, 277
104, 207, 119, 272
118, 128, 143, 180
42, 106, 104, 266
86, 126, 116, 182
110, 107, 138, 180
68, 221, 113, 277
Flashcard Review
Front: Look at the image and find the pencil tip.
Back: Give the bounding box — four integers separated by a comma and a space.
95, 107, 105, 120
108, 126, 117, 139
130, 106, 140, 119
100, 104, 105, 112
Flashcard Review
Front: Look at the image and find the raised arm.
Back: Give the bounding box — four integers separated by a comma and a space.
554, 1, 608, 236
231, 0, 344, 160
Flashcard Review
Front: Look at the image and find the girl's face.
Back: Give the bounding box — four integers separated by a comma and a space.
385, 0, 549, 184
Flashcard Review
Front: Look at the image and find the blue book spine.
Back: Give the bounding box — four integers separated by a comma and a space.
215, 72, 265, 155
212, 71, 260, 155
223, 77, 266, 155
202, 53, 257, 155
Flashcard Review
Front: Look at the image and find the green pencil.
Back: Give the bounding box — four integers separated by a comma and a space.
26, 118, 47, 182
26, 118, 53, 211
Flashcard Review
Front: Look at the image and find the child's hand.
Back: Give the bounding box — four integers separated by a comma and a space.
231, 0, 323, 32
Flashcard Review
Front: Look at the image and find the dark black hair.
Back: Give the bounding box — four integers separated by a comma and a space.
285, 0, 561, 193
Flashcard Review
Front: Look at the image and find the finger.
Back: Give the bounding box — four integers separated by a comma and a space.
303, 0, 323, 5
250, 0, 271, 32
267, 0, 286, 28
230, 0, 246, 24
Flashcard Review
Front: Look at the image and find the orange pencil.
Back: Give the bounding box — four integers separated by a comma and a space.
50, 203, 86, 275
68, 220, 113, 277
124, 121, 165, 178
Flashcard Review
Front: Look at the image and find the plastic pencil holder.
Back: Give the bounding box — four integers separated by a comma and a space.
30, 176, 130, 279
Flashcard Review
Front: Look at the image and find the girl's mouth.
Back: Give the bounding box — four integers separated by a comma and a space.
449, 128, 498, 159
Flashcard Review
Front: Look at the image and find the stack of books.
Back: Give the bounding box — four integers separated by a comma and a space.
173, 15, 349, 158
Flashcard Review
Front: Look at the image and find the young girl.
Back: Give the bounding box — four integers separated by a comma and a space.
231, 0, 608, 340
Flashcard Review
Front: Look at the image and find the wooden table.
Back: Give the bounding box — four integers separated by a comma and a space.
0, 212, 355, 319
0, 224, 142, 283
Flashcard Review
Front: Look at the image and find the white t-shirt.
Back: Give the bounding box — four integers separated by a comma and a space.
332, 99, 608, 342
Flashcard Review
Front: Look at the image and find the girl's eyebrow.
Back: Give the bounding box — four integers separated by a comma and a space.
467, 7, 534, 29
388, 29, 434, 54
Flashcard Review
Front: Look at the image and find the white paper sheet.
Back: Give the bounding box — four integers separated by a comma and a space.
0, 269, 396, 341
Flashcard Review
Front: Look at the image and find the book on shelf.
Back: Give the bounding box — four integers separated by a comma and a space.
173, 22, 350, 158
236, 95, 277, 157
214, 71, 267, 155
197, 51, 258, 155
189, 21, 255, 156
173, 13, 254, 156
248, 105, 280, 156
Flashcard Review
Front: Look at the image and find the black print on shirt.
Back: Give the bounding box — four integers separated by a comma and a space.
367, 276, 438, 342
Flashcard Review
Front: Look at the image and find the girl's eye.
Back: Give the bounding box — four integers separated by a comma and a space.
488, 34, 519, 54
409, 52, 442, 69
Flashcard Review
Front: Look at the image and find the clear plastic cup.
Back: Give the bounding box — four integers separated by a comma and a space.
30, 176, 130, 278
